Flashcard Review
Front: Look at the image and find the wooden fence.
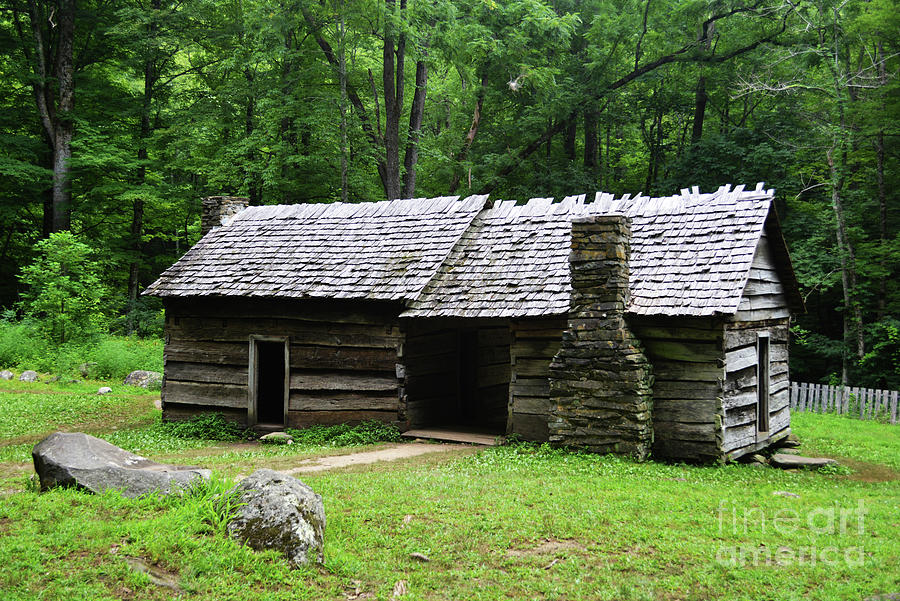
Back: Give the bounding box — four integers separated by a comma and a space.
789, 382, 899, 424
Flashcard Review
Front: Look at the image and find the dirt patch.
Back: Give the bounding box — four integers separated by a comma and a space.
506, 539, 586, 558
834, 457, 899, 483
280, 442, 475, 475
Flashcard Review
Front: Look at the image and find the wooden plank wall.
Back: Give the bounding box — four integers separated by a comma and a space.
733, 234, 790, 322
630, 317, 725, 462
721, 232, 792, 458
476, 326, 512, 430
721, 320, 790, 456
509, 319, 565, 442
162, 298, 402, 427
402, 324, 459, 428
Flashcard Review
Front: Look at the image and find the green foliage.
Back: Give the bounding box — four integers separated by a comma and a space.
171, 474, 246, 535
286, 420, 402, 447
17, 232, 110, 345
84, 337, 163, 381
161, 413, 247, 442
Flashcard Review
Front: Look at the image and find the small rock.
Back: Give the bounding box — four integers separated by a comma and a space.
781, 433, 801, 448
227, 469, 325, 568
78, 362, 97, 378
97, 387, 112, 395
32, 432, 210, 497
124, 370, 162, 389
409, 552, 430, 562
779, 448, 800, 455
749, 454, 768, 465
0, 370, 13, 380
260, 431, 294, 445
19, 370, 39, 383
770, 454, 837, 469
392, 580, 408, 598
773, 491, 800, 498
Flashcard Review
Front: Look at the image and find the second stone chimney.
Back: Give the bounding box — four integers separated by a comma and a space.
201, 196, 249, 237
548, 215, 654, 459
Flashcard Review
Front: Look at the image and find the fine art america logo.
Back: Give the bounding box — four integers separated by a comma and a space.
716, 499, 867, 567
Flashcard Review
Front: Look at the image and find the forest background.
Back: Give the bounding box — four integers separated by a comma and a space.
0, 0, 896, 388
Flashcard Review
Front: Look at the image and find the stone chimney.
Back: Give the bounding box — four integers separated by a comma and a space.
548, 215, 654, 459
201, 196, 249, 237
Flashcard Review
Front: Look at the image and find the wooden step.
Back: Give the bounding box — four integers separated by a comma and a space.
401, 428, 503, 446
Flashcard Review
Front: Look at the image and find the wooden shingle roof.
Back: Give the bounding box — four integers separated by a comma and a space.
145, 184, 800, 318
143, 195, 488, 301
402, 183, 788, 318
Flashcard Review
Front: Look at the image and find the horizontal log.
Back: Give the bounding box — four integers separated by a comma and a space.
725, 346, 757, 374
652, 359, 723, 382
513, 396, 551, 416
168, 317, 402, 348
478, 363, 511, 388
290, 345, 398, 371
742, 279, 785, 297
724, 404, 757, 428
512, 339, 562, 359
512, 320, 566, 338
165, 297, 401, 325
747, 267, 780, 284
287, 410, 398, 428
514, 358, 550, 378
511, 378, 550, 398
478, 327, 511, 345
166, 361, 247, 385
164, 380, 247, 408
165, 341, 247, 365
722, 423, 757, 452
733, 306, 791, 321
478, 345, 510, 366
510, 413, 549, 441
289, 392, 398, 412
405, 331, 457, 356
652, 399, 720, 423
654, 421, 719, 442
724, 327, 789, 350
641, 339, 721, 363
652, 438, 720, 462
289, 372, 398, 393
631, 323, 722, 343
652, 379, 722, 401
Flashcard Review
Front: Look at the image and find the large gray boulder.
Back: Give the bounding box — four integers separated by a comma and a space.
19, 370, 39, 382
32, 432, 210, 498
227, 469, 325, 567
124, 370, 162, 389
0, 370, 13, 380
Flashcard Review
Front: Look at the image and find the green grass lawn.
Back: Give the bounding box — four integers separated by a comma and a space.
0, 378, 897, 600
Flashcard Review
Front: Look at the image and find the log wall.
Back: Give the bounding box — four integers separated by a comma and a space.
509, 319, 565, 441
162, 298, 403, 428
630, 317, 725, 463
722, 233, 792, 458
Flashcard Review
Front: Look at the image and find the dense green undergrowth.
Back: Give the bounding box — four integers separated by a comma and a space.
0, 320, 162, 380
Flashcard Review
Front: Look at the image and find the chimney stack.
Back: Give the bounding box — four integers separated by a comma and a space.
548, 215, 654, 459
201, 196, 249, 237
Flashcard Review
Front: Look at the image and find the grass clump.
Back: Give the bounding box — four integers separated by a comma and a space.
286, 420, 402, 447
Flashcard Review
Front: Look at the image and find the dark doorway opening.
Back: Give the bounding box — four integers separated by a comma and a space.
255, 340, 287, 425
404, 322, 510, 436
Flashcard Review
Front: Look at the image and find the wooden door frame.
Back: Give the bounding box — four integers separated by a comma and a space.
248, 335, 290, 427
756, 332, 771, 437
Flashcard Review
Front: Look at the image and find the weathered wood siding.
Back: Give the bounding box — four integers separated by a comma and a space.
476, 326, 512, 431
509, 319, 565, 441
722, 234, 792, 458
162, 298, 403, 427
630, 317, 725, 462
402, 324, 459, 428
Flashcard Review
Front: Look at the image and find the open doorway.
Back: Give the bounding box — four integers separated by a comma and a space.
249, 336, 289, 427
403, 322, 510, 437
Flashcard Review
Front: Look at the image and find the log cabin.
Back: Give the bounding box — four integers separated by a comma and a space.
144, 183, 803, 463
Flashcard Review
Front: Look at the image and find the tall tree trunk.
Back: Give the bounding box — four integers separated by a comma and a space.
336, 5, 349, 202
449, 75, 486, 194
401, 56, 427, 198
564, 118, 576, 161
382, 0, 402, 199
691, 75, 707, 144
584, 108, 598, 173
